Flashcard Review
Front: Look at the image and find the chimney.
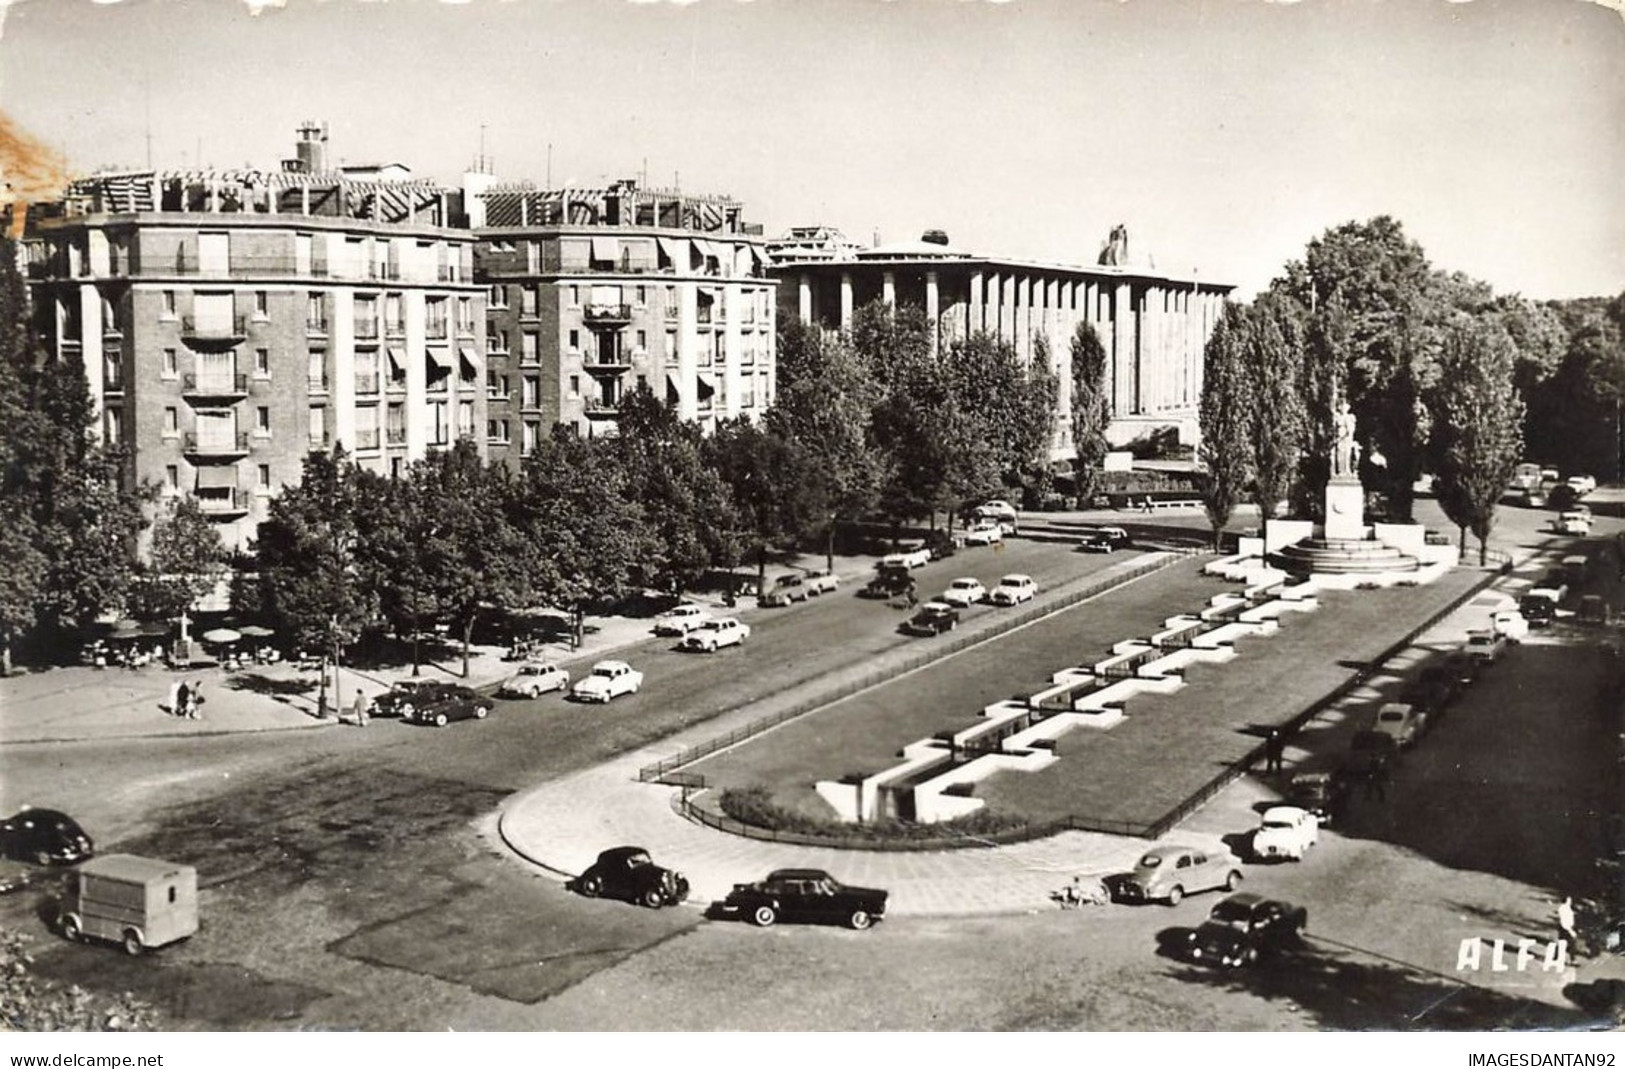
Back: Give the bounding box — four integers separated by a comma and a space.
293, 120, 328, 175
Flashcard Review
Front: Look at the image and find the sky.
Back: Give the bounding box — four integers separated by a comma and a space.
0, 0, 1621, 300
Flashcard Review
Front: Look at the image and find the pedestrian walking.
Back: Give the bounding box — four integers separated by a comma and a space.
174, 680, 191, 719
352, 688, 371, 728
1264, 729, 1285, 774
1558, 896, 1578, 950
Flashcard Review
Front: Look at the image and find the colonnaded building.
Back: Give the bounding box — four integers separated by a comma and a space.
765, 226, 1234, 457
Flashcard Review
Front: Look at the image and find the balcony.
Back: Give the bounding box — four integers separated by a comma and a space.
196, 489, 249, 519
183, 432, 250, 458
583, 398, 623, 418
182, 373, 249, 399
583, 303, 633, 326
180, 315, 247, 347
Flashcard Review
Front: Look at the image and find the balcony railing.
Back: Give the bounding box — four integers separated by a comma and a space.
355, 373, 380, 395
183, 432, 249, 456
307, 432, 331, 451
182, 373, 249, 397
196, 489, 248, 517
426, 322, 449, 340
306, 317, 329, 335
438, 265, 462, 283
583, 303, 633, 325
583, 398, 623, 416
386, 427, 406, 445
180, 315, 247, 343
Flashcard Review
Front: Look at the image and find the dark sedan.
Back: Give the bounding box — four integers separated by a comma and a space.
1077, 526, 1132, 553
0, 808, 94, 866
1184, 893, 1307, 968
902, 602, 960, 636
372, 681, 459, 719
574, 846, 689, 908
859, 566, 914, 600
402, 684, 492, 726
720, 868, 888, 930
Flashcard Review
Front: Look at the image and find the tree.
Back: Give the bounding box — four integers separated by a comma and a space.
705, 418, 812, 591
1245, 292, 1308, 519
127, 497, 227, 624
1198, 303, 1254, 549
1068, 320, 1112, 502
1428, 318, 1525, 564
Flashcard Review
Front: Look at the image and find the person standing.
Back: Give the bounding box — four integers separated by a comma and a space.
1264, 729, 1285, 774
1558, 896, 1578, 951
174, 680, 191, 719
352, 688, 370, 728
187, 679, 204, 720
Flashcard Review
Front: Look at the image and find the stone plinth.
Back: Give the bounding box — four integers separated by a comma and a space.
1324, 477, 1366, 541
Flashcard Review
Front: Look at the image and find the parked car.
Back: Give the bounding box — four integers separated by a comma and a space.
1373, 701, 1425, 748
0, 807, 94, 866
653, 604, 714, 636
804, 571, 841, 596
860, 565, 914, 599
1400, 665, 1460, 717
923, 530, 960, 560
902, 602, 961, 636
1440, 650, 1483, 687
1078, 526, 1132, 553
403, 684, 491, 726
497, 662, 570, 699
58, 855, 196, 956
1567, 474, 1597, 497
881, 546, 932, 570
1343, 730, 1399, 778
760, 574, 810, 606
962, 522, 1005, 547
571, 660, 644, 702
1519, 592, 1558, 627
1285, 771, 1349, 825
938, 578, 987, 608
988, 574, 1038, 606
574, 846, 689, 908
1250, 805, 1319, 862
1491, 609, 1530, 642
720, 868, 888, 930
1110, 845, 1242, 906
680, 617, 751, 652
1464, 629, 1508, 665
1183, 893, 1307, 968
372, 680, 454, 719
974, 499, 1019, 532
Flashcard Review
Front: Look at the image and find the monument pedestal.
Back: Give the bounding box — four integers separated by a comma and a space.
1323, 477, 1366, 541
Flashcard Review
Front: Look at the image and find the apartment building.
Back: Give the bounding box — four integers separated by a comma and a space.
18, 124, 485, 551
472, 178, 776, 461
767, 229, 1233, 455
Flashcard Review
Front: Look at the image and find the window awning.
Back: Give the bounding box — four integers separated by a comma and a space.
666, 373, 682, 406
657, 237, 690, 267
696, 374, 716, 401
459, 347, 479, 374
694, 239, 718, 263
426, 348, 454, 371
748, 245, 765, 267
386, 347, 406, 375
590, 235, 619, 262
195, 465, 238, 489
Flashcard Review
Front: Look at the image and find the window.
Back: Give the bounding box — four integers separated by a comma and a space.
254, 347, 270, 377
665, 331, 676, 360
457, 297, 475, 335
162, 348, 178, 378
306, 293, 326, 333
101, 295, 118, 333
488, 283, 507, 308
355, 296, 378, 339
520, 286, 537, 317
355, 350, 380, 395
166, 465, 179, 492
522, 420, 540, 455
385, 293, 404, 335
255, 406, 270, 435
105, 406, 123, 443
635, 285, 646, 306
308, 405, 326, 448
161, 290, 177, 318
636, 373, 647, 392
458, 400, 474, 439
487, 419, 511, 443
257, 464, 271, 490
522, 377, 540, 408
568, 285, 580, 307
163, 406, 179, 437
568, 375, 580, 400
489, 329, 509, 353
307, 350, 327, 392
429, 401, 449, 446
665, 286, 678, 317
386, 403, 405, 445
426, 297, 447, 339
567, 329, 579, 351
355, 404, 379, 450
253, 291, 268, 319
636, 330, 647, 352
521, 333, 537, 363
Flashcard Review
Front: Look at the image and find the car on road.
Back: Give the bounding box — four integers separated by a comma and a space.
923, 530, 960, 560
1464, 629, 1508, 665
1342, 730, 1399, 779
902, 602, 961, 636
880, 546, 932, 570
720, 868, 888, 930
759, 574, 810, 606
938, 578, 987, 608
373, 680, 455, 719
1567, 474, 1597, 497
1441, 650, 1482, 688
0, 807, 94, 866
803, 571, 841, 596
1373, 701, 1425, 748
1400, 665, 1460, 718
988, 574, 1038, 606
571, 660, 644, 702
974, 499, 1019, 532
680, 617, 751, 652
497, 662, 570, 699
962, 522, 1005, 547
1285, 771, 1350, 825
1491, 609, 1530, 643
1109, 845, 1242, 906
574, 846, 689, 908
1183, 893, 1308, 968
1555, 510, 1594, 536
403, 684, 492, 726
1519, 592, 1558, 628
860, 565, 915, 600
1078, 526, 1132, 553
1250, 805, 1319, 862
653, 604, 714, 636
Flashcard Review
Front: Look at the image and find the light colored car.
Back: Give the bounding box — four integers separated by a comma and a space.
881, 546, 932, 570
653, 604, 713, 636
1464, 629, 1507, 665
1555, 510, 1593, 536
975, 499, 1019, 530
1567, 474, 1596, 496
759, 575, 810, 607
1490, 610, 1529, 642
680, 617, 751, 653
804, 571, 841, 596
1373, 701, 1424, 748
988, 574, 1037, 606
496, 662, 570, 699
939, 578, 987, 608
1250, 805, 1319, 862
962, 522, 1004, 546
571, 660, 644, 703
1111, 845, 1243, 906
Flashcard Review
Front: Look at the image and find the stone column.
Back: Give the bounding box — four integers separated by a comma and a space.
882, 270, 896, 311
969, 269, 984, 336
798, 274, 812, 325
839, 272, 853, 328
925, 271, 940, 355
1113, 281, 1135, 415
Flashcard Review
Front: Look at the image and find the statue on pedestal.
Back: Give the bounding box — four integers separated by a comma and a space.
1332, 397, 1360, 479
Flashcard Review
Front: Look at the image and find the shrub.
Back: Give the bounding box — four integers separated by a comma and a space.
717, 784, 1031, 844
0, 926, 159, 1031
